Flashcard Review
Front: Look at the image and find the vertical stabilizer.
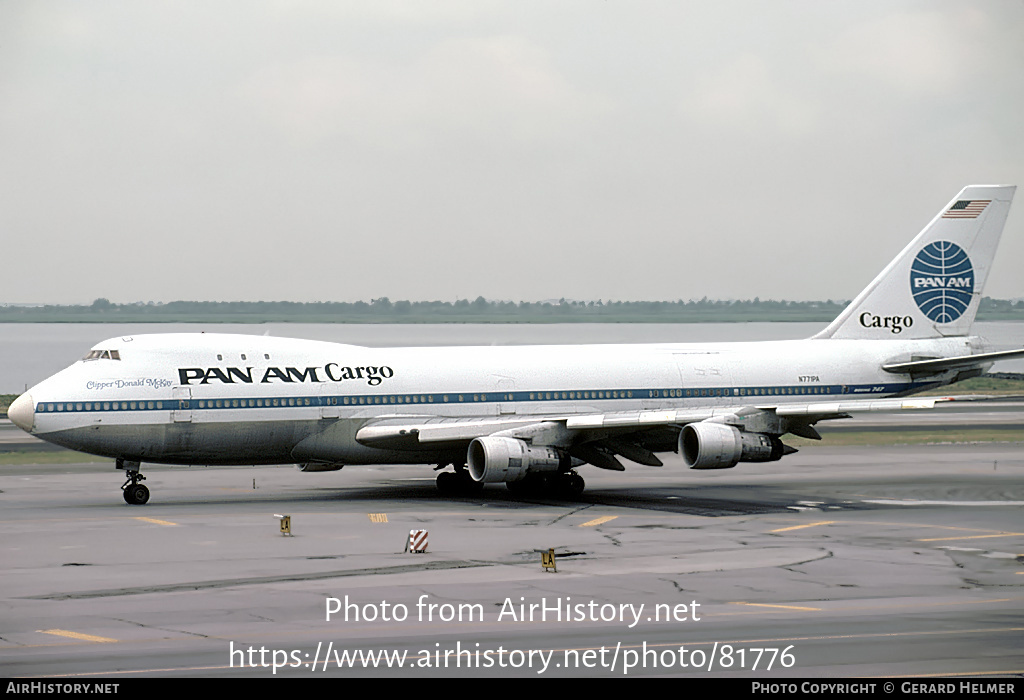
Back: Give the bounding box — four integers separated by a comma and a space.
814, 185, 1015, 340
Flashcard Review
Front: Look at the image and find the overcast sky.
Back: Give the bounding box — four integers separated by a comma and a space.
2, 1, 1023, 305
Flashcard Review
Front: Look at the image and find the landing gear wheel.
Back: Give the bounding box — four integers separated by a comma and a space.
558, 472, 586, 498
506, 473, 549, 497
507, 472, 586, 499
118, 459, 149, 505
460, 476, 484, 495
436, 471, 460, 494
123, 483, 150, 505
505, 479, 528, 496
436, 469, 484, 496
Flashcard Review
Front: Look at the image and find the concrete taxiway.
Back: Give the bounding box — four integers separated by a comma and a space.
1, 441, 1023, 678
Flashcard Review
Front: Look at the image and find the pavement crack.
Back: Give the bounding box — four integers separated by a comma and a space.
548, 504, 594, 525
662, 578, 688, 594
110, 617, 211, 638
22, 560, 493, 600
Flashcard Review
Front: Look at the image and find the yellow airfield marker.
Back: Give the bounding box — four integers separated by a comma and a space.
580, 515, 618, 527
39, 629, 117, 643
770, 521, 835, 533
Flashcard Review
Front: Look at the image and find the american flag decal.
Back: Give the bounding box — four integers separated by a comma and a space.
941, 200, 990, 219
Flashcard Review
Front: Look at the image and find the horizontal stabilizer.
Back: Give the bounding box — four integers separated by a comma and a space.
882, 348, 1024, 375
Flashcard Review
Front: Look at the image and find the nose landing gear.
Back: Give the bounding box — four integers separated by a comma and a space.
117, 458, 150, 505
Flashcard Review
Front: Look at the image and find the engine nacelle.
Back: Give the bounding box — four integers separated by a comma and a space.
297, 462, 345, 472
679, 422, 783, 469
467, 437, 566, 483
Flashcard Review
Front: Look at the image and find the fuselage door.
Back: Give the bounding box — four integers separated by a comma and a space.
320, 384, 340, 419
495, 377, 516, 415
171, 387, 192, 422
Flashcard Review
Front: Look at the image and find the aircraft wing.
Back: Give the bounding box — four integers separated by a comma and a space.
569, 396, 946, 426
353, 396, 950, 462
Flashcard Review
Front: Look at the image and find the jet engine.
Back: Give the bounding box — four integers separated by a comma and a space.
467, 436, 567, 483
679, 422, 784, 469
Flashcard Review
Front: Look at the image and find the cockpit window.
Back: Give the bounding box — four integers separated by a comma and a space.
83, 349, 122, 361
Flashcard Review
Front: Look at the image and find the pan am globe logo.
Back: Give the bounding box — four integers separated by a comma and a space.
909, 241, 974, 323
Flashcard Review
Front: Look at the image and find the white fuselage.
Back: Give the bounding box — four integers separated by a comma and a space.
21, 332, 976, 466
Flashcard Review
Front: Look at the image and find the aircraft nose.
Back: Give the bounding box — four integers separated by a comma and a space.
8, 392, 35, 433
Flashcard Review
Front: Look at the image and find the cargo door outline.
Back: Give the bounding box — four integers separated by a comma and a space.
674, 352, 733, 404
172, 387, 192, 422
495, 376, 516, 415
320, 384, 340, 419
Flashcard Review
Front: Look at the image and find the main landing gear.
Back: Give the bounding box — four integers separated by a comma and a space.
434, 464, 585, 499
506, 470, 585, 499
117, 458, 150, 505
435, 462, 484, 496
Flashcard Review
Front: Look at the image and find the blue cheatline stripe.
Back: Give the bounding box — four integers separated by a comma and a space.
36, 382, 932, 415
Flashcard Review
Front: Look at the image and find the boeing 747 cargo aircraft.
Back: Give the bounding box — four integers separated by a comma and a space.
8, 185, 1023, 504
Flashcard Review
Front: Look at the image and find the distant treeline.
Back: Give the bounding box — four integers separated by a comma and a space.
1, 296, 1023, 323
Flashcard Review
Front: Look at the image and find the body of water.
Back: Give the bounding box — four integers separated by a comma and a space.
2, 322, 1022, 393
